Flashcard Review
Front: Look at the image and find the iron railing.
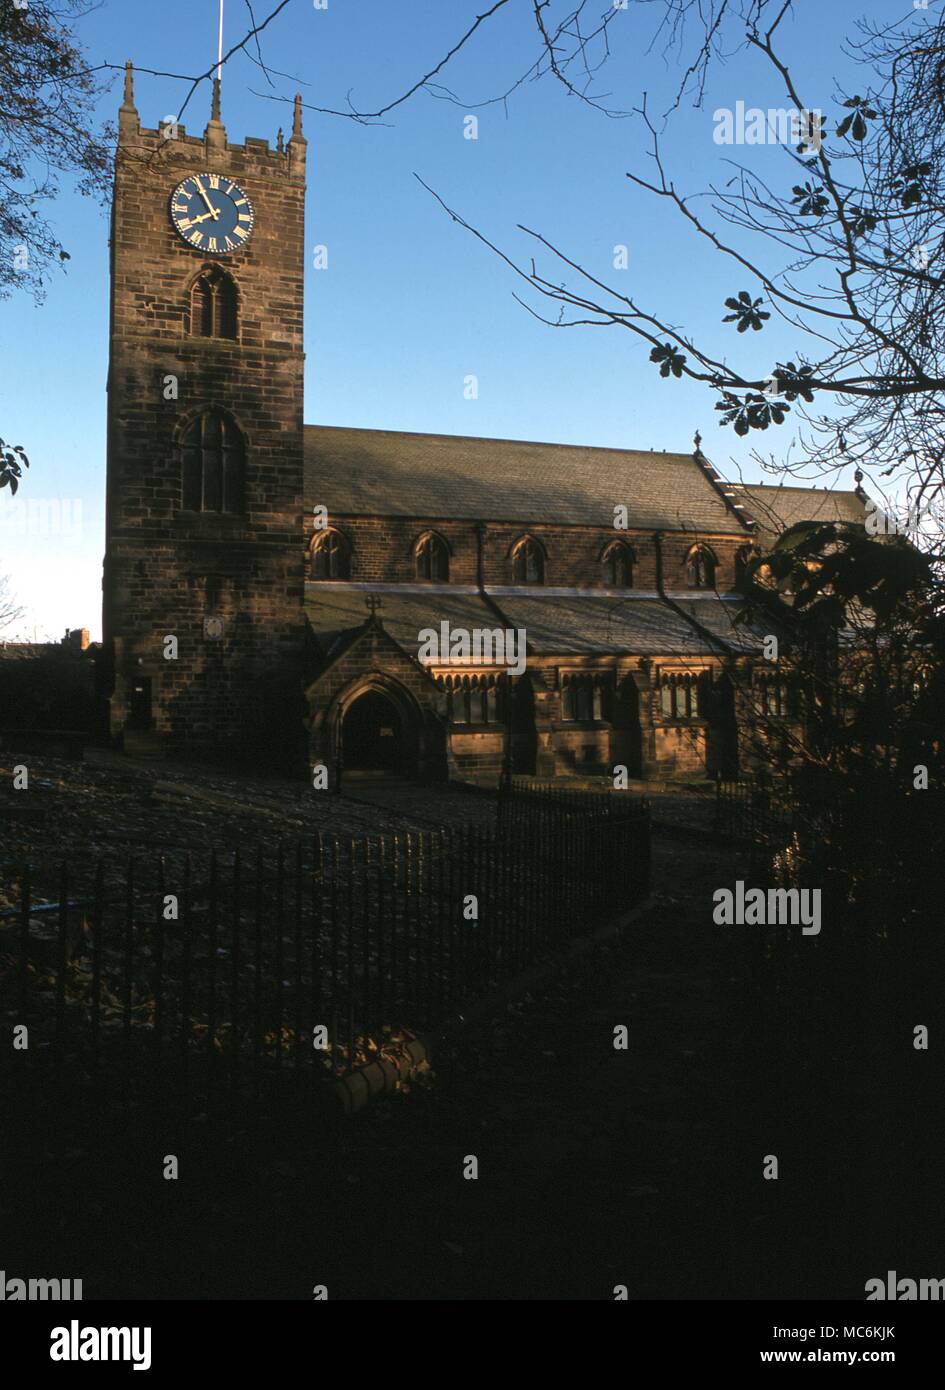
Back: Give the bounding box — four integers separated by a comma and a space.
0, 784, 650, 1105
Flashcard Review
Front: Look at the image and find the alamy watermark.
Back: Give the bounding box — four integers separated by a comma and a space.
417, 622, 527, 677
0, 497, 83, 539
1, 1269, 82, 1300
50, 1320, 151, 1371
866, 1271, 945, 1300
713, 881, 821, 935
713, 101, 823, 152
864, 496, 945, 537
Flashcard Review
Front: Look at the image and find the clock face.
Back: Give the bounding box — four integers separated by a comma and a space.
169, 173, 254, 254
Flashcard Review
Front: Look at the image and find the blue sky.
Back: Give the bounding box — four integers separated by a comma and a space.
0, 0, 913, 638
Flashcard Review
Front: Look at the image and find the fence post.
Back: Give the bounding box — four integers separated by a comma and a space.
207, 848, 218, 1068
55, 863, 68, 1067
17, 863, 30, 1025
155, 858, 166, 1064
90, 860, 104, 1074
390, 835, 399, 1020
123, 858, 136, 1048
253, 845, 263, 1078
231, 848, 241, 1083
346, 838, 356, 1072
363, 839, 373, 1041
295, 840, 304, 1070
310, 834, 322, 1085
180, 854, 192, 1087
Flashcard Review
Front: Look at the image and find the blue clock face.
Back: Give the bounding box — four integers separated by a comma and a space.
170, 173, 255, 254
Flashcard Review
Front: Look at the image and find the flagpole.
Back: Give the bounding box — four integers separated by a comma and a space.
217, 0, 224, 83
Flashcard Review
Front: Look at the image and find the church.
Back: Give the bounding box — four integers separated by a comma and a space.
102, 72, 866, 784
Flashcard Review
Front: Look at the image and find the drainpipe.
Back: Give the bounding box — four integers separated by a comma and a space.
476, 521, 516, 797
654, 530, 729, 658
474, 521, 512, 627
654, 529, 664, 595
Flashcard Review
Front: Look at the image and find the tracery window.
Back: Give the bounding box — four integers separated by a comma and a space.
181, 410, 244, 513
602, 541, 634, 588
561, 674, 608, 722
659, 673, 702, 719
437, 674, 501, 724
686, 545, 716, 589
511, 536, 545, 585
310, 529, 351, 580
414, 532, 449, 581
189, 266, 237, 339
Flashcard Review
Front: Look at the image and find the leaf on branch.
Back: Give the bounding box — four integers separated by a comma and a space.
715, 393, 789, 436
835, 95, 877, 142
649, 343, 687, 379
791, 182, 829, 217
891, 161, 932, 209
774, 362, 816, 403
849, 205, 879, 238
723, 290, 770, 333
0, 438, 30, 494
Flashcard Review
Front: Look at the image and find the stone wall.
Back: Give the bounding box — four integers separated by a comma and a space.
306, 516, 750, 593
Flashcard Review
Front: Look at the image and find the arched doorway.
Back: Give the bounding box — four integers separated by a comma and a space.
342, 689, 405, 773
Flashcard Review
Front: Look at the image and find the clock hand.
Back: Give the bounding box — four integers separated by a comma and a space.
193, 177, 220, 219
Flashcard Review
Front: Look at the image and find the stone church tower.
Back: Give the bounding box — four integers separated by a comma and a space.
103, 65, 307, 764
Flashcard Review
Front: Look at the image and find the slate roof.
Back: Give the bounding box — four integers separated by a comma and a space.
304, 583, 747, 660
733, 484, 867, 544
662, 593, 771, 655
483, 593, 709, 656
305, 584, 503, 662
303, 425, 745, 533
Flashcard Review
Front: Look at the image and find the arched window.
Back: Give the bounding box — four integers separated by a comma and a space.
181, 410, 244, 513
511, 536, 544, 585
686, 544, 716, 589
310, 529, 351, 580
414, 532, 449, 581
189, 266, 237, 339
602, 541, 634, 588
